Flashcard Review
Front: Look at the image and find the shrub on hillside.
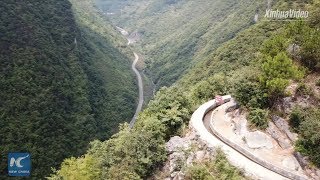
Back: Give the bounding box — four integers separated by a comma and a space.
261, 35, 289, 58
185, 165, 211, 180
248, 108, 269, 130
48, 155, 101, 180
294, 108, 320, 167
185, 149, 245, 180
286, 21, 320, 71
260, 52, 304, 103
300, 28, 320, 70
234, 80, 267, 108
316, 78, 320, 86
289, 108, 303, 132
191, 74, 229, 104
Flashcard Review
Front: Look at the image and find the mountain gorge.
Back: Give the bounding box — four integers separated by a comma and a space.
97, 0, 267, 88
52, 0, 320, 179
1, 0, 320, 179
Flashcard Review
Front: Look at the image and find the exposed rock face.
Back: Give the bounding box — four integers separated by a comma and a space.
282, 156, 300, 171
281, 96, 296, 114
287, 44, 301, 58
195, 150, 206, 162
162, 130, 217, 180
272, 115, 298, 142
294, 152, 308, 170
161, 95, 320, 180
276, 92, 317, 115
232, 116, 248, 136
172, 172, 184, 180
266, 122, 291, 149
169, 152, 185, 172
245, 131, 273, 149
166, 136, 191, 153
226, 98, 239, 113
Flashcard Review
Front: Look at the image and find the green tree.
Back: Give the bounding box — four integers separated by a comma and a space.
289, 107, 306, 132
191, 74, 229, 105
88, 121, 167, 179
185, 149, 246, 180
295, 108, 320, 167
0, 0, 137, 178
300, 28, 320, 70
286, 19, 320, 71
106, 162, 141, 180
289, 107, 320, 167
261, 35, 289, 58
234, 80, 267, 108
48, 155, 101, 180
260, 52, 304, 102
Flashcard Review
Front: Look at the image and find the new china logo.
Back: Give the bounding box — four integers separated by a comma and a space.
8, 153, 31, 176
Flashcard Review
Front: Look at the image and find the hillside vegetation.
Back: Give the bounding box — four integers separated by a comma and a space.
96, 0, 266, 88
53, 0, 320, 179
0, 0, 137, 178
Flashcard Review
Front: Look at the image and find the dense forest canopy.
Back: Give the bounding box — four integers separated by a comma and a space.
96, 0, 267, 88
1, 0, 319, 179
0, 0, 137, 178
52, 0, 320, 179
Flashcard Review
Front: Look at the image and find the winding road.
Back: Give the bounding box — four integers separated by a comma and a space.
116, 26, 144, 128
130, 52, 143, 128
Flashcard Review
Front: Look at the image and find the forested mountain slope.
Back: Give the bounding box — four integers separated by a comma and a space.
96, 0, 266, 88
52, 0, 320, 179
0, 0, 136, 178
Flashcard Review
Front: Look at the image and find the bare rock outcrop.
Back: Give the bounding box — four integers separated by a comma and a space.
282, 156, 300, 171
266, 121, 291, 149
225, 98, 239, 113
162, 130, 217, 180
244, 131, 273, 149
272, 115, 298, 142
166, 136, 191, 154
